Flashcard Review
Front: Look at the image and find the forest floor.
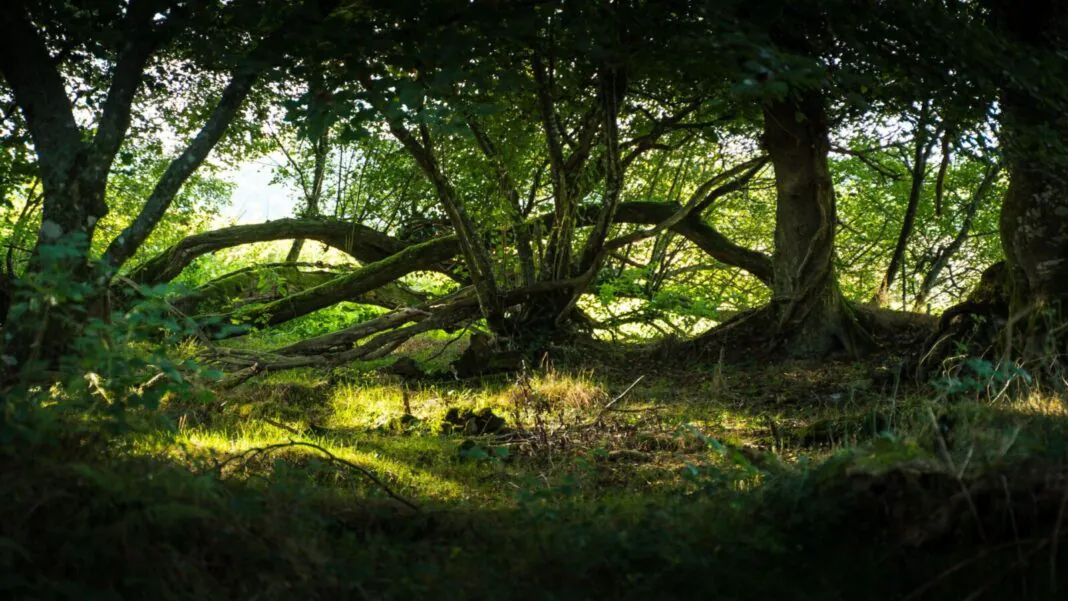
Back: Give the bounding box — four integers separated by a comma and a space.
7, 331, 1068, 600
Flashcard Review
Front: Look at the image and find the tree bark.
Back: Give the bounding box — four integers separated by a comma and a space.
0, 5, 110, 373
207, 235, 459, 335
127, 218, 407, 286
173, 263, 424, 315
991, 0, 1068, 359
762, 93, 868, 357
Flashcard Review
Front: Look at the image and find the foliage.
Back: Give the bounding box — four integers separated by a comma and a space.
3, 1, 1068, 598
1, 238, 221, 441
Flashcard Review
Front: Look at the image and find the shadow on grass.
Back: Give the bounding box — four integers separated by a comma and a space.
5, 415, 1068, 601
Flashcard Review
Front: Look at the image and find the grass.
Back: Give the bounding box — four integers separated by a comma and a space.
5, 332, 1068, 599
149, 332, 1068, 508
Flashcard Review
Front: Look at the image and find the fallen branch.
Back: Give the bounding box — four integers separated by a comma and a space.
576, 375, 645, 429
215, 440, 420, 512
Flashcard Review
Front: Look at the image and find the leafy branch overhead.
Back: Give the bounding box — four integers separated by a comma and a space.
0, 0, 1062, 382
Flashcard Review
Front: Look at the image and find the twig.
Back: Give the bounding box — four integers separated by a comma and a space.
423, 322, 472, 363
217, 440, 420, 512
137, 372, 168, 395
261, 416, 305, 437
603, 375, 644, 410
584, 375, 645, 426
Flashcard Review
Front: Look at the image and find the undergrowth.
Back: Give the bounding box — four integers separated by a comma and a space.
3, 332, 1068, 600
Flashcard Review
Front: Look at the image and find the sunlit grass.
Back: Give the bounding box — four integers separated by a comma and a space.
141, 344, 1068, 517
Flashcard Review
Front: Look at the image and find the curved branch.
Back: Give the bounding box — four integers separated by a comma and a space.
208, 235, 459, 335
132, 202, 770, 335
609, 202, 773, 284
175, 262, 425, 314
100, 0, 342, 274
126, 218, 407, 285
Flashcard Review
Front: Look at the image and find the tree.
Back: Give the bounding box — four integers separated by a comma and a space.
0, 0, 340, 382
762, 90, 868, 356
988, 0, 1068, 361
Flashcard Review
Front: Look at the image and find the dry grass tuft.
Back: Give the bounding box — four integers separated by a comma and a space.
530, 368, 608, 410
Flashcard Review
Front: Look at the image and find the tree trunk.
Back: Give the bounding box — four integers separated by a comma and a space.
992, 0, 1068, 360
912, 164, 1000, 311
763, 93, 868, 357
287, 71, 331, 262
872, 100, 935, 306
1, 185, 107, 376
0, 0, 340, 382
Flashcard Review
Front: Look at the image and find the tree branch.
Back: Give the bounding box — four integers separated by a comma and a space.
0, 3, 83, 191
913, 163, 1001, 310
100, 0, 341, 274
88, 0, 173, 181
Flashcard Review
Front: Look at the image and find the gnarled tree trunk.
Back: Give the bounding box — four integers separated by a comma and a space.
763, 92, 868, 357
992, 0, 1068, 361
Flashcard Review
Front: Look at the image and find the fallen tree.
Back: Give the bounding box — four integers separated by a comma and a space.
203, 277, 596, 384
128, 200, 773, 339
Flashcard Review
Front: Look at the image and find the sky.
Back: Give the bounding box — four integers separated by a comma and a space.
219, 153, 298, 225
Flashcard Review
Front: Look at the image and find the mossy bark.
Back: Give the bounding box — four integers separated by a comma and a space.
211, 236, 459, 335
126, 219, 409, 286
176, 264, 424, 315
